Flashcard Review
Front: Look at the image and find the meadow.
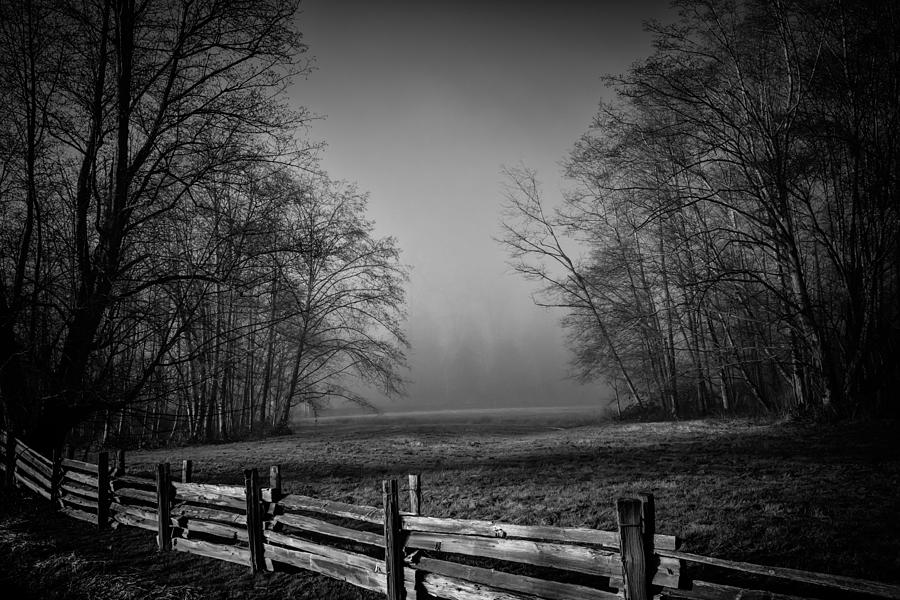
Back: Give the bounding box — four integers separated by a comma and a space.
1, 409, 898, 599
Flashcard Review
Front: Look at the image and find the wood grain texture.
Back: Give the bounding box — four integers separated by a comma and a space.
264, 529, 384, 572
383, 479, 404, 600
156, 463, 172, 551
244, 469, 265, 573
277, 493, 384, 524
618, 498, 649, 600
62, 469, 99, 488
171, 503, 247, 525
61, 506, 99, 525
16, 440, 52, 470
114, 487, 158, 505
263, 543, 387, 595
411, 556, 622, 600
61, 480, 99, 500
417, 571, 550, 600
182, 519, 248, 542
173, 483, 246, 510
60, 490, 99, 511
113, 511, 158, 532
273, 513, 383, 546
174, 537, 251, 567
61, 456, 99, 474
15, 468, 51, 500
406, 530, 622, 577
15, 457, 53, 490
402, 515, 676, 550
111, 502, 158, 521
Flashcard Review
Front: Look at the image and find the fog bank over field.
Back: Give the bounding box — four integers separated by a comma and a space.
297, 0, 672, 413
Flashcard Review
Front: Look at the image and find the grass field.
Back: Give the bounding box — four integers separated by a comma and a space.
1, 410, 899, 599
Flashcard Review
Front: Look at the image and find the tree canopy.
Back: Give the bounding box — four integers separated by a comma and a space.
501, 0, 899, 418
0, 0, 409, 448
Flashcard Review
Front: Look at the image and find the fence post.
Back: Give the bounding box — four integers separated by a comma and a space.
182, 459, 192, 483
383, 479, 404, 600
155, 462, 171, 551
50, 447, 62, 506
408, 473, 421, 515
244, 468, 265, 573
269, 464, 281, 500
97, 451, 109, 529
638, 492, 655, 554
617, 497, 649, 600
4, 433, 14, 488
116, 449, 125, 476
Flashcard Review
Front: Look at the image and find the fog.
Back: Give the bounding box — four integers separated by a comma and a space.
294, 0, 672, 413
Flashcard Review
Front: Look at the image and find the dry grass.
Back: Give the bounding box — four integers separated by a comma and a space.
2, 411, 899, 598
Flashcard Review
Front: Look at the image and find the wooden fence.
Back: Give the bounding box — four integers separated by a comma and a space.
2, 428, 899, 600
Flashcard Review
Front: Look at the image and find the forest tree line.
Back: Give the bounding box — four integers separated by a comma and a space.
0, 0, 408, 449
501, 0, 899, 419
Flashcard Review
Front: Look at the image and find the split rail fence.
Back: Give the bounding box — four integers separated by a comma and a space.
2, 428, 899, 600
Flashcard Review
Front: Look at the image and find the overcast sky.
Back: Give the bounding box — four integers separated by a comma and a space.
290, 0, 672, 412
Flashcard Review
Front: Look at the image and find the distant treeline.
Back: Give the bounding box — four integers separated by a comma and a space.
501, 0, 899, 418
0, 0, 408, 449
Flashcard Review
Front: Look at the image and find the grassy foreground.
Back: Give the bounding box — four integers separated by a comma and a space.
1, 412, 899, 598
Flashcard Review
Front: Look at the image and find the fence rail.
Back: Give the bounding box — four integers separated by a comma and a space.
2, 428, 899, 600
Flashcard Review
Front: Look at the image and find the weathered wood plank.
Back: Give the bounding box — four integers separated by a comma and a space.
274, 513, 383, 546
412, 556, 622, 600
15, 440, 52, 469
15, 457, 53, 490
62, 469, 99, 488
173, 481, 244, 498
61, 456, 99, 474
171, 503, 246, 525
111, 502, 157, 522
114, 511, 158, 532
61, 506, 99, 525
61, 480, 99, 500
61, 490, 99, 511
114, 487, 158, 505
406, 532, 679, 588
417, 571, 548, 600
278, 493, 384, 524
406, 531, 622, 578
264, 529, 385, 572
662, 550, 900, 600
182, 519, 248, 542
263, 543, 387, 595
402, 515, 676, 550
173, 537, 250, 566
15, 447, 53, 480
173, 483, 246, 510
15, 469, 51, 500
